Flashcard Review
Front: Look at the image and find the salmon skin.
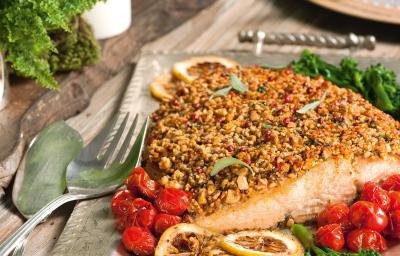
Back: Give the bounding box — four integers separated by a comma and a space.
147, 65, 400, 232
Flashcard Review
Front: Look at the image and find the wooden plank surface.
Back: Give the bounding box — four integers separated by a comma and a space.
1, 0, 400, 255
0, 0, 214, 197
0, 0, 214, 255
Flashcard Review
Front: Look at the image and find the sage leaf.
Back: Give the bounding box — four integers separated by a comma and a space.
296, 91, 327, 114
263, 124, 273, 129
211, 86, 232, 99
230, 73, 248, 93
260, 64, 287, 70
211, 157, 254, 176
14, 121, 83, 216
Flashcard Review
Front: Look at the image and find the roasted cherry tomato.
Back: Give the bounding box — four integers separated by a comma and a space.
129, 198, 157, 230
122, 227, 156, 256
153, 213, 182, 237
346, 228, 387, 252
315, 224, 345, 251
126, 167, 159, 200
115, 216, 130, 231
349, 201, 388, 232
111, 190, 135, 218
317, 202, 352, 233
112, 200, 132, 218
154, 188, 191, 216
381, 174, 400, 191
389, 191, 400, 211
360, 181, 391, 212
385, 209, 400, 239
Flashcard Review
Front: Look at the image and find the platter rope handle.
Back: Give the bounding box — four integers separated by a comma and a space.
238, 30, 376, 55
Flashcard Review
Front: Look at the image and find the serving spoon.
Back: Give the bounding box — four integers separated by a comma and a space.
0, 113, 149, 256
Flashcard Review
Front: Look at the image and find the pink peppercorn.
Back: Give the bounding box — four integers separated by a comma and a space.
195, 167, 204, 173
227, 145, 235, 152
171, 99, 179, 106
264, 130, 272, 139
284, 95, 293, 103
283, 117, 292, 126
151, 113, 159, 122
284, 67, 293, 74
191, 114, 199, 121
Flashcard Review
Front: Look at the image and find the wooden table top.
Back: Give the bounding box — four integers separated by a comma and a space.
1, 0, 400, 255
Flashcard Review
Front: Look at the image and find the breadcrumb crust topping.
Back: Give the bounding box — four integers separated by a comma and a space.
147, 66, 400, 216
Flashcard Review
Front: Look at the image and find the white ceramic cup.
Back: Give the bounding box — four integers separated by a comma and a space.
83, 0, 132, 40
0, 53, 9, 111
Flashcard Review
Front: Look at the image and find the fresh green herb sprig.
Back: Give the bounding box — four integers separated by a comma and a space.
0, 0, 101, 89
297, 91, 327, 114
211, 157, 254, 176
290, 50, 400, 119
211, 73, 248, 98
291, 224, 381, 256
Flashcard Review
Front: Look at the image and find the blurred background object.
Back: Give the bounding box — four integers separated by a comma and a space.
83, 0, 132, 40
0, 53, 8, 111
308, 0, 400, 25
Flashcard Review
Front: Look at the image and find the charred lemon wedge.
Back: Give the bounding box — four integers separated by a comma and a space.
220, 230, 304, 256
149, 73, 178, 101
155, 223, 222, 256
172, 56, 239, 83
208, 248, 235, 255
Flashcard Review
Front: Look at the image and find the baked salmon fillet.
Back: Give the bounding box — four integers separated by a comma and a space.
147, 65, 400, 232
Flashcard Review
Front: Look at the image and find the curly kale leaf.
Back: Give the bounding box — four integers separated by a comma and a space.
0, 0, 100, 89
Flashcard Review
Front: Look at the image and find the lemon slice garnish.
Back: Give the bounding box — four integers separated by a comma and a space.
208, 248, 235, 256
155, 223, 222, 256
149, 73, 178, 101
220, 230, 304, 256
172, 56, 239, 83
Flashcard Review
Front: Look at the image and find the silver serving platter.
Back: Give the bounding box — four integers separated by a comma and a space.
51, 50, 400, 255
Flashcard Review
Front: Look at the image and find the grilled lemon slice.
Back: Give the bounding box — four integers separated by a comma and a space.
208, 248, 235, 255
172, 56, 239, 83
155, 223, 222, 256
220, 230, 304, 256
149, 73, 178, 101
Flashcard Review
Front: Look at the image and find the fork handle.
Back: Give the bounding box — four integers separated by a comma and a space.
0, 193, 83, 256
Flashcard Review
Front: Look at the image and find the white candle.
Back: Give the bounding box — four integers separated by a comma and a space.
83, 0, 132, 40
0, 53, 7, 111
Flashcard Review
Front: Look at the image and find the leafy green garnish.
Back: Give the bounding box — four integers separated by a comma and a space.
257, 86, 266, 93
211, 73, 248, 98
260, 64, 287, 70
291, 224, 381, 256
210, 86, 232, 99
290, 50, 400, 119
262, 124, 272, 129
15, 121, 82, 216
297, 91, 327, 114
0, 0, 101, 89
230, 73, 248, 92
211, 157, 254, 176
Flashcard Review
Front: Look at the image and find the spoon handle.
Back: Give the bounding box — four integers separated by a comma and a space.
0, 193, 82, 256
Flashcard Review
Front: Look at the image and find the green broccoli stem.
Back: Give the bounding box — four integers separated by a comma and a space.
365, 69, 396, 113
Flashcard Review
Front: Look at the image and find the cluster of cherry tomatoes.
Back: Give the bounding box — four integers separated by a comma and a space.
315, 174, 400, 253
111, 167, 191, 255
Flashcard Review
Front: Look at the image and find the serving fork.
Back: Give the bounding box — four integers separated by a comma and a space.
0, 112, 149, 256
